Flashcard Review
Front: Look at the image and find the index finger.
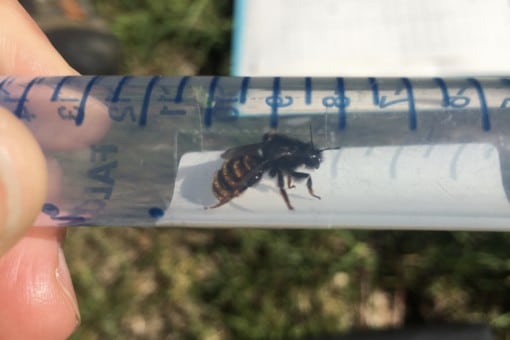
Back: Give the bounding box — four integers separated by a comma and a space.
0, 0, 76, 76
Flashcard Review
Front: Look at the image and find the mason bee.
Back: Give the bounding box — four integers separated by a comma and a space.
206, 131, 338, 210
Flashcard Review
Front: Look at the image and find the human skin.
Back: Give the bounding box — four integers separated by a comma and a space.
0, 1, 82, 338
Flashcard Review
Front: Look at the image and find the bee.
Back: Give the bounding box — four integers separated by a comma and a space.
206, 131, 338, 210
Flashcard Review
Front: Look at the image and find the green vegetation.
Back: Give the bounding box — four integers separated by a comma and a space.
65, 1, 510, 339
93, 0, 232, 75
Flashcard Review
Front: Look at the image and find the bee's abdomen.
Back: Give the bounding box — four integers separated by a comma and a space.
212, 154, 262, 201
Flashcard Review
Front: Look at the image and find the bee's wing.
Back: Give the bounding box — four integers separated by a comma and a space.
235, 151, 294, 189
220, 143, 263, 159
235, 158, 272, 188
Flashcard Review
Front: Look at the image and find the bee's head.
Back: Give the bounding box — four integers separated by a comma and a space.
306, 143, 341, 169
304, 125, 324, 169
304, 145, 322, 169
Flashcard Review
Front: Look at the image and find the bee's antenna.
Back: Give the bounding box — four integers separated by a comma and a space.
320, 146, 341, 151
309, 122, 314, 147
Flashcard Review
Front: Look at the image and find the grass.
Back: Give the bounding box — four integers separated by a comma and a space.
93, 0, 232, 75
63, 1, 510, 339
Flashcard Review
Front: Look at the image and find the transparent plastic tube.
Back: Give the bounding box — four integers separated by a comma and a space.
1, 75, 510, 230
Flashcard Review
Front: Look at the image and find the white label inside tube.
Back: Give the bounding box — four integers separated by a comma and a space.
161, 143, 510, 229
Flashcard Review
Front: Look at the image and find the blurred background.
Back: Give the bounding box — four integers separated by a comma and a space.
21, 0, 510, 339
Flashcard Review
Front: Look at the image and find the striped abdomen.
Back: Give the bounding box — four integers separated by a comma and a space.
212, 154, 264, 204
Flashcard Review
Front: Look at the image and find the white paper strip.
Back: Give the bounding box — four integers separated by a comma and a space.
162, 143, 510, 229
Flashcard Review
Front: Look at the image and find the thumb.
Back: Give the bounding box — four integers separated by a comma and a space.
0, 106, 47, 255
0, 109, 79, 339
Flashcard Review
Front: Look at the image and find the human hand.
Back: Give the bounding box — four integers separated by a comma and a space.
0, 1, 80, 338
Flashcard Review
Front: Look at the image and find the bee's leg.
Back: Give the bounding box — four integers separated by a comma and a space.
286, 175, 295, 189
306, 176, 321, 200
277, 170, 294, 210
205, 191, 238, 210
290, 171, 321, 200
205, 198, 231, 209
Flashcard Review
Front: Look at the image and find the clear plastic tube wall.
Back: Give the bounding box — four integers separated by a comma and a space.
1, 76, 509, 230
